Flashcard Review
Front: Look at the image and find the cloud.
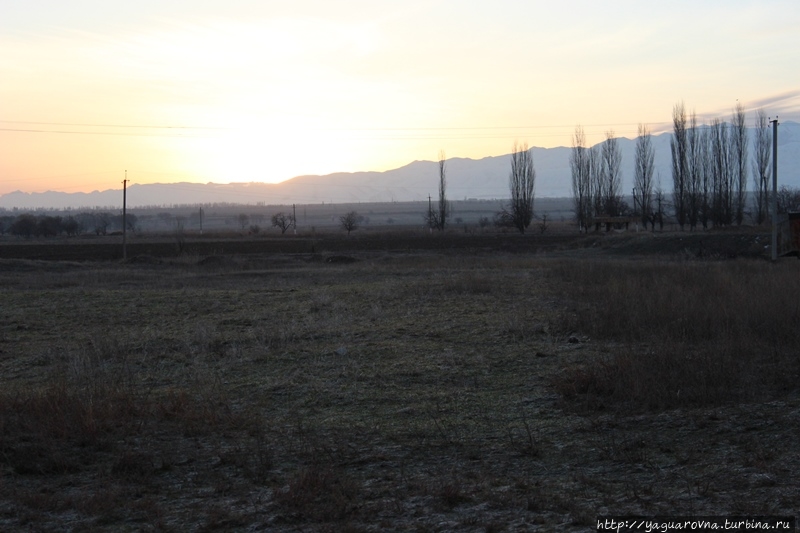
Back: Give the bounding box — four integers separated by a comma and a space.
746, 90, 800, 116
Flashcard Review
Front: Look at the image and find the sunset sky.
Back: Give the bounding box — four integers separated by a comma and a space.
2, 0, 799, 195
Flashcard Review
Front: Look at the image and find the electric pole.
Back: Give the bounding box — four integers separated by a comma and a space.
293, 203, 297, 235
199, 207, 203, 235
771, 117, 779, 262
122, 171, 128, 260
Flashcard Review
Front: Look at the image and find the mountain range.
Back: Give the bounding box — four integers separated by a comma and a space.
2, 122, 798, 210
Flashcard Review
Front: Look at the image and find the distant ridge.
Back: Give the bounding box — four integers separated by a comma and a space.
2, 123, 798, 210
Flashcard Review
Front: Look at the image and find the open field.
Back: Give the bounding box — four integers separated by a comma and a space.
1, 228, 798, 531
0, 198, 577, 234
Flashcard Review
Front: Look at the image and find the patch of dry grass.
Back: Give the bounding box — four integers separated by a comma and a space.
551, 259, 800, 410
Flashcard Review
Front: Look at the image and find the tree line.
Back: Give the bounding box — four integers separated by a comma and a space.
0, 212, 137, 238
669, 101, 754, 229
570, 127, 636, 231
570, 101, 795, 231
428, 104, 793, 235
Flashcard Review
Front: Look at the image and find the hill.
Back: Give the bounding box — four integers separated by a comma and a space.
2, 122, 798, 210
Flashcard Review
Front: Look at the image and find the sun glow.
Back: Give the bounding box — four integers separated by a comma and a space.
184, 124, 350, 184
124, 17, 401, 184
2, 1, 799, 197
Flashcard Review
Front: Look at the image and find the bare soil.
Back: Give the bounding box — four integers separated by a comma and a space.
0, 228, 796, 532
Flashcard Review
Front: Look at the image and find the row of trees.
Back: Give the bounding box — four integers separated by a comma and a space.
571, 128, 635, 230
0, 212, 137, 238
1, 208, 369, 238
571, 101, 781, 231
435, 104, 783, 234
669, 101, 765, 230
431, 107, 781, 234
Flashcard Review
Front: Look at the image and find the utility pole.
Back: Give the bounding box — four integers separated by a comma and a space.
122, 171, 128, 260
199, 207, 203, 235
293, 203, 297, 235
771, 117, 779, 261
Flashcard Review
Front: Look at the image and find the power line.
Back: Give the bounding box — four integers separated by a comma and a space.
0, 118, 671, 141
0, 126, 650, 141
0, 120, 225, 130
0, 119, 670, 130
0, 127, 208, 137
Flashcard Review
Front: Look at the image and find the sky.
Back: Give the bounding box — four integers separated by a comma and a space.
1, 0, 799, 196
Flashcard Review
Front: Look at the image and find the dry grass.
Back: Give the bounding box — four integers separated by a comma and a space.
1, 237, 798, 531
551, 259, 800, 410
274, 464, 360, 523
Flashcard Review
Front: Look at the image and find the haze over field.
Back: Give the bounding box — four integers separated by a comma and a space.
2, 0, 799, 200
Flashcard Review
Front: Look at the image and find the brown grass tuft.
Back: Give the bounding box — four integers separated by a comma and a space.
274, 464, 360, 522
551, 259, 800, 410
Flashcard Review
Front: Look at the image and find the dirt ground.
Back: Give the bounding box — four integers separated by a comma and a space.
0, 228, 797, 532
0, 223, 779, 261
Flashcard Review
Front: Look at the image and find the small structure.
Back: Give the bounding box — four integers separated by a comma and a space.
593, 216, 638, 232
777, 212, 800, 256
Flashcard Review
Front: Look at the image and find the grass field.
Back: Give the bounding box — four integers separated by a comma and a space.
1, 227, 798, 531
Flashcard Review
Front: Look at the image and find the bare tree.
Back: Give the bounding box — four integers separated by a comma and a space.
339, 211, 361, 235
671, 101, 688, 229
506, 141, 536, 234
238, 213, 250, 230
633, 124, 654, 229
271, 212, 295, 234
601, 130, 624, 216
10, 214, 37, 238
731, 102, 748, 225
62, 216, 80, 236
589, 144, 603, 220
537, 213, 549, 234
437, 150, 449, 230
124, 213, 138, 233
710, 118, 732, 225
424, 202, 439, 230
570, 126, 593, 231
94, 211, 111, 235
424, 151, 451, 231
699, 125, 712, 229
0, 215, 12, 235
777, 186, 800, 214
651, 174, 666, 231
492, 208, 515, 229
686, 111, 702, 229
752, 108, 771, 225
